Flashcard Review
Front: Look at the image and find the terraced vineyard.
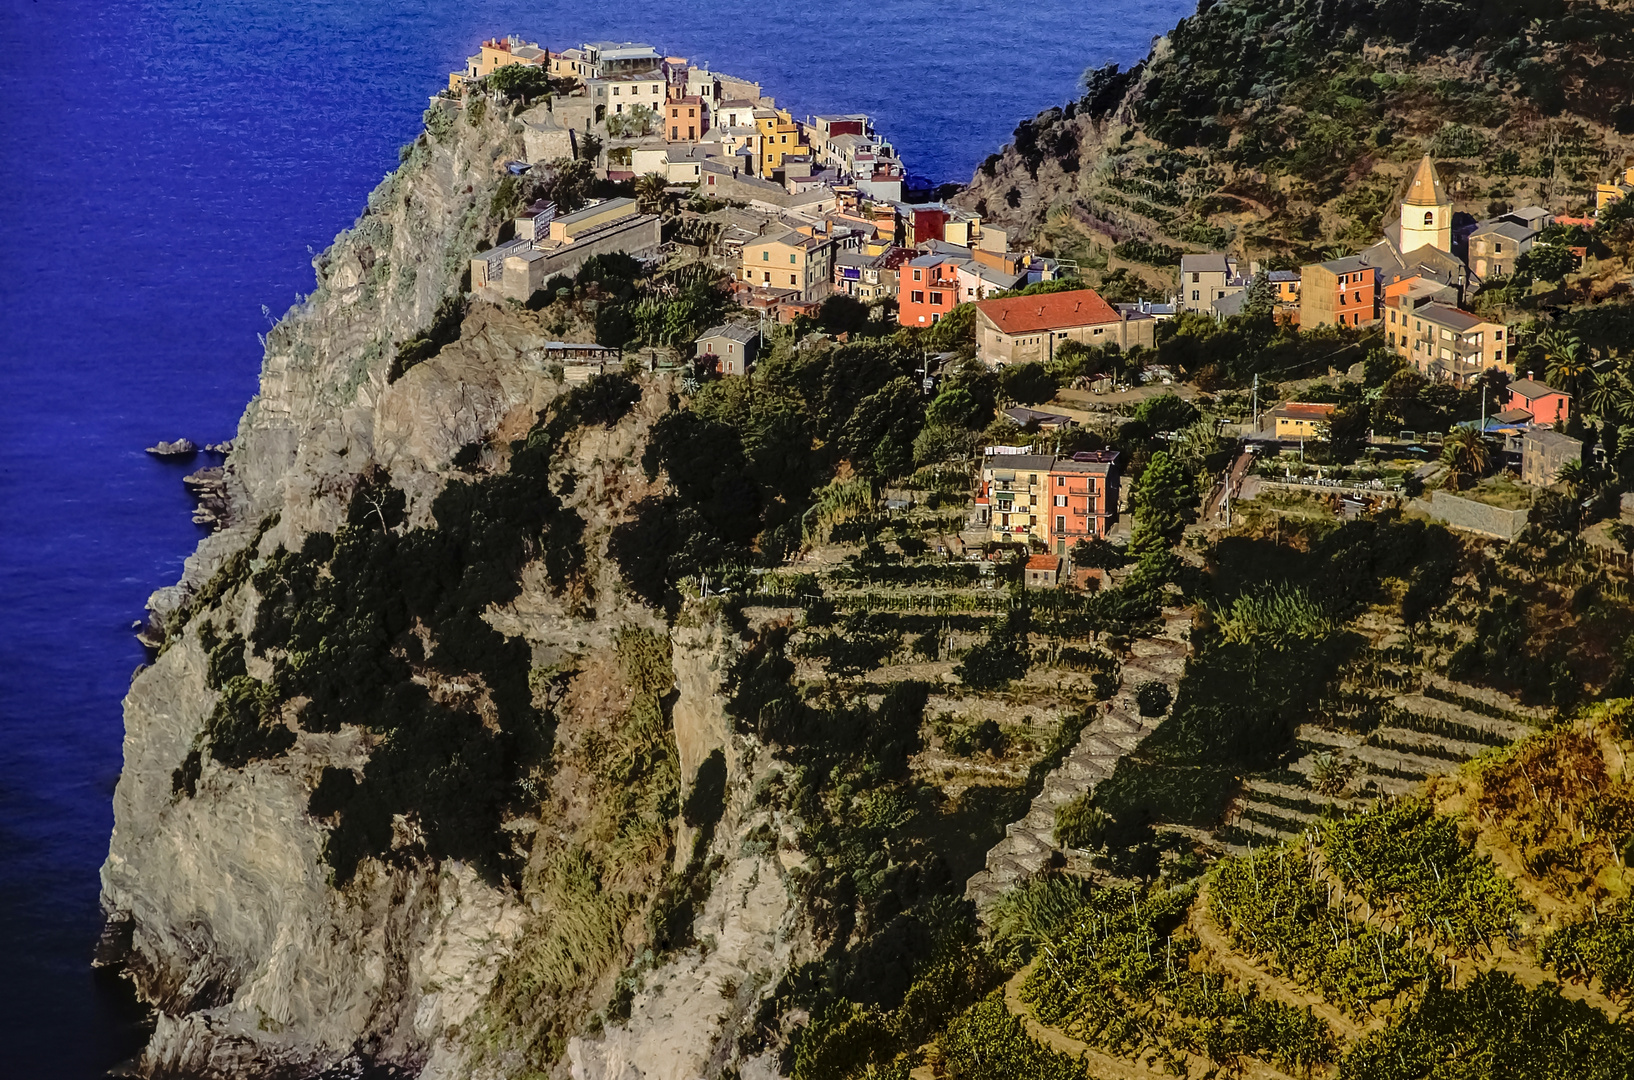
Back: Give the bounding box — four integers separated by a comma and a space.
1219, 675, 1544, 855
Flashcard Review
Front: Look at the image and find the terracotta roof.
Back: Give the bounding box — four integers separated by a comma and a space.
973, 289, 1119, 334
1403, 155, 1449, 207
1509, 379, 1566, 400
1025, 554, 1061, 572
1272, 401, 1337, 420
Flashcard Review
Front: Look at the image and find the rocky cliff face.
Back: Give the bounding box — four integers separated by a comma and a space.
101, 96, 809, 1080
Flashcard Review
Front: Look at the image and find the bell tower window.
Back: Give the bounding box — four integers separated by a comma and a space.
1423, 210, 1434, 226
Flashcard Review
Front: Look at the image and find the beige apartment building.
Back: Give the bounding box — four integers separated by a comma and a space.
739, 229, 836, 302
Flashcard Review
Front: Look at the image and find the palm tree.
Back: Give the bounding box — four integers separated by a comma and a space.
1441, 426, 1490, 490
1585, 371, 1629, 421
633, 172, 668, 215
1546, 337, 1589, 396
1555, 457, 1587, 496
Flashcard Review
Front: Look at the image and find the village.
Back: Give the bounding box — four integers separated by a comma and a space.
443, 32, 1634, 585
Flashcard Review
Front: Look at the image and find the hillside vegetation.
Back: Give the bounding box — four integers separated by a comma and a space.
962, 0, 1634, 292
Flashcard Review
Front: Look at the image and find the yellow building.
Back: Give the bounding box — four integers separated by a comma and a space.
739, 229, 836, 302
1597, 165, 1634, 211
1391, 303, 1511, 383
755, 108, 808, 174
1269, 402, 1336, 440
451, 36, 548, 89
980, 454, 1054, 543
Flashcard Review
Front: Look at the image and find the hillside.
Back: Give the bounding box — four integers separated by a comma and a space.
960, 0, 1634, 291
95, 15, 1634, 1080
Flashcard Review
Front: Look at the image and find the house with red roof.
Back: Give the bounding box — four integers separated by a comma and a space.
971, 288, 1154, 366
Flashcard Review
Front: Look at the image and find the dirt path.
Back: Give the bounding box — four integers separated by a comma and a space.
1002, 961, 1302, 1080
1190, 880, 1373, 1041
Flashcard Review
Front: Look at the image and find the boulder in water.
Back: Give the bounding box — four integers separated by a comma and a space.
145, 438, 198, 457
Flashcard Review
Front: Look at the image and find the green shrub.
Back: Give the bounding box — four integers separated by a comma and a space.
1136, 679, 1173, 717
1539, 900, 1634, 999
1053, 793, 1110, 848
1338, 970, 1634, 1079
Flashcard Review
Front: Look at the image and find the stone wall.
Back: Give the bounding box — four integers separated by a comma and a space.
1412, 489, 1528, 540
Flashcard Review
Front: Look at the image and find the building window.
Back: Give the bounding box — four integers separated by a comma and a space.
913, 269, 922, 281
1191, 272, 1200, 283
789, 253, 796, 264
1056, 516, 1065, 532
1056, 476, 1064, 487
930, 291, 943, 305
1423, 210, 1434, 226
910, 290, 924, 304
1191, 290, 1199, 301
790, 274, 797, 285
762, 251, 769, 261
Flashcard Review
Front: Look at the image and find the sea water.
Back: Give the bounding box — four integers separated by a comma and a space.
0, 0, 1192, 1071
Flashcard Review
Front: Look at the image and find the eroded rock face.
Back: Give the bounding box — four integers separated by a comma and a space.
103, 98, 811, 1078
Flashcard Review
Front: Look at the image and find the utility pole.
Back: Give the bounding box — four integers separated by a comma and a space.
1252, 373, 1259, 434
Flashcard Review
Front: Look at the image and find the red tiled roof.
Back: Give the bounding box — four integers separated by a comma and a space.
1275, 402, 1337, 420
973, 289, 1119, 334
1025, 554, 1060, 571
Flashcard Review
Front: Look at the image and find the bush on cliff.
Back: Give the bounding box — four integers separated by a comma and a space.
224, 376, 641, 885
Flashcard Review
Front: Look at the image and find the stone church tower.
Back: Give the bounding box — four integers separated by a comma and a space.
1398, 154, 1452, 254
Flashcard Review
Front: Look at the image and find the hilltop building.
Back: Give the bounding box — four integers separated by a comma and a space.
971, 289, 1155, 364
1508, 379, 1571, 426
1179, 253, 1247, 313
696, 324, 760, 375
974, 450, 1122, 549
470, 198, 659, 303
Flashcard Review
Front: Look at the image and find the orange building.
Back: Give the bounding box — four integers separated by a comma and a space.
1299, 255, 1378, 328
666, 94, 706, 142
1046, 452, 1120, 553
897, 253, 964, 327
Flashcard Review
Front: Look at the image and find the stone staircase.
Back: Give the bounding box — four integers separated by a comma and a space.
965, 610, 1192, 910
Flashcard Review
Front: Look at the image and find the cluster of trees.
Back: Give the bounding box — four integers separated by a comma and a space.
609, 337, 935, 606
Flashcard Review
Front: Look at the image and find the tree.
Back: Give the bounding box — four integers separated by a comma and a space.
1555, 457, 1587, 497
1541, 331, 1588, 395
1241, 272, 1276, 322
840, 376, 922, 480
1517, 243, 1576, 283
925, 387, 979, 429
486, 64, 552, 103
999, 362, 1058, 406
633, 172, 668, 215
1440, 427, 1490, 490
1131, 451, 1194, 546
606, 103, 658, 138
1134, 393, 1200, 434
817, 295, 870, 337
536, 158, 595, 214
1586, 372, 1629, 421
1071, 537, 1128, 570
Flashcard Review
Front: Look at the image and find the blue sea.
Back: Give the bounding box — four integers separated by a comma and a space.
0, 0, 1192, 1073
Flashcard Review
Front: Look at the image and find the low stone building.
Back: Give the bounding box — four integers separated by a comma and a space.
1024, 554, 1062, 588
1521, 428, 1583, 487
